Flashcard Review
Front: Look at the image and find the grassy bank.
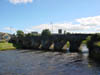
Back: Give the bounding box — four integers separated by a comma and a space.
0, 42, 16, 51
94, 41, 100, 47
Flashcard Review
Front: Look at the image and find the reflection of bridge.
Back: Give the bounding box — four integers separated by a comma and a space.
15, 34, 90, 52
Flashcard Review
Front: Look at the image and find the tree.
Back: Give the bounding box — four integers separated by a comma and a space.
41, 29, 51, 36
17, 30, 25, 37
25, 32, 39, 37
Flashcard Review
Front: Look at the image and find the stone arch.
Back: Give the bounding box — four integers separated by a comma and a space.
69, 39, 83, 52
54, 39, 67, 51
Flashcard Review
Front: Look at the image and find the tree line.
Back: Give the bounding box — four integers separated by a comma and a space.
15, 29, 51, 38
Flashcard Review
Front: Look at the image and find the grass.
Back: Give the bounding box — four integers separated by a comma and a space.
82, 40, 87, 44
66, 41, 70, 48
0, 42, 16, 51
94, 41, 100, 47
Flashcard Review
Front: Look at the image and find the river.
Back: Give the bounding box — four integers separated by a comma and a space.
0, 45, 100, 75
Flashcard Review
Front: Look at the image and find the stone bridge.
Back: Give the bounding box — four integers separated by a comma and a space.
11, 34, 90, 52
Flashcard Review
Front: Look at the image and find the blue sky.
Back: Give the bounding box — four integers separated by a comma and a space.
0, 0, 100, 33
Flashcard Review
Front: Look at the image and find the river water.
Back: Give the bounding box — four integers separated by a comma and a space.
0, 45, 100, 75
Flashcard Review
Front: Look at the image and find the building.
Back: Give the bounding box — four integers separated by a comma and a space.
58, 29, 62, 34
0, 32, 11, 41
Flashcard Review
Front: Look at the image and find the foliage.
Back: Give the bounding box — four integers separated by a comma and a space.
41, 29, 51, 36
82, 40, 87, 44
66, 41, 70, 48
94, 41, 100, 46
66, 32, 71, 34
86, 36, 91, 41
25, 32, 38, 37
87, 34, 100, 49
91, 34, 100, 41
17, 30, 25, 37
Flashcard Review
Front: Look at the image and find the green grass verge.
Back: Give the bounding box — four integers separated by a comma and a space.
82, 40, 87, 44
66, 41, 70, 48
0, 42, 16, 51
94, 41, 100, 47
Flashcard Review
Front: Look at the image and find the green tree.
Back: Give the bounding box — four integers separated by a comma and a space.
17, 30, 25, 37
25, 32, 39, 37
41, 29, 51, 36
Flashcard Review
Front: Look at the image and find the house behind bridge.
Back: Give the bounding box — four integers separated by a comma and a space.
0, 32, 11, 41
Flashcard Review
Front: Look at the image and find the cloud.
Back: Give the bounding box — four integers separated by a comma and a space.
24, 23, 90, 33
76, 16, 100, 26
23, 15, 100, 34
9, 0, 33, 4
4, 27, 16, 33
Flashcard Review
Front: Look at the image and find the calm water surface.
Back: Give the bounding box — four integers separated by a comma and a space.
0, 45, 100, 75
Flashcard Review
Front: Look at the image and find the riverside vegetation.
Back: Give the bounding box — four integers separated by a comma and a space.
87, 34, 100, 61
0, 40, 16, 51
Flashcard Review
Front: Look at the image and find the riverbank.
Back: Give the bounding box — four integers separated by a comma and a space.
0, 42, 16, 51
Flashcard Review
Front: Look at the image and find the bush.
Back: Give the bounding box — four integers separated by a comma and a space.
87, 34, 100, 49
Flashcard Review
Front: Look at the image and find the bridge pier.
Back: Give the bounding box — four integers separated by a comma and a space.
41, 40, 52, 50
69, 41, 81, 52
31, 37, 41, 49
54, 40, 67, 51
23, 37, 32, 49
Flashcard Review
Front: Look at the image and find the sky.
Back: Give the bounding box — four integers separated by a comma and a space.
0, 0, 100, 34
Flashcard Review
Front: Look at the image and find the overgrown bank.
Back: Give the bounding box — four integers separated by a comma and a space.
0, 40, 16, 51
87, 34, 100, 61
